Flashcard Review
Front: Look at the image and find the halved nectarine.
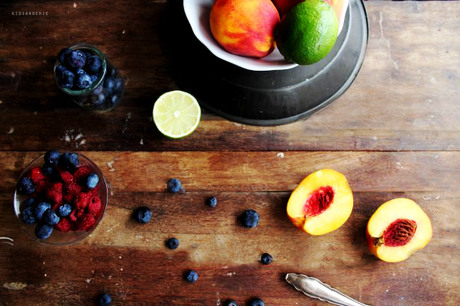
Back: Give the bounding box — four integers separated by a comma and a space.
366, 198, 432, 263
287, 169, 353, 235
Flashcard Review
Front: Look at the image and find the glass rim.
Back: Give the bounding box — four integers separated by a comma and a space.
53, 43, 108, 96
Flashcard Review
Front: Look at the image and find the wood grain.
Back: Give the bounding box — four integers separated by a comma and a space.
0, 2, 460, 151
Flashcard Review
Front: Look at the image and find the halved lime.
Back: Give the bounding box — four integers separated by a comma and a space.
153, 90, 201, 139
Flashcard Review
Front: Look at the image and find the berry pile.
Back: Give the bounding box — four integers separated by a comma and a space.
17, 150, 104, 240
55, 46, 124, 111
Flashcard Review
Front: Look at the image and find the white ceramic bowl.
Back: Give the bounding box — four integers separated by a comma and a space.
183, 0, 348, 71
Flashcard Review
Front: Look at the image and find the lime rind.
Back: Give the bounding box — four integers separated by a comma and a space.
153, 90, 201, 139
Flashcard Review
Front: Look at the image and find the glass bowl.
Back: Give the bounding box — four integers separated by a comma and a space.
14, 153, 110, 245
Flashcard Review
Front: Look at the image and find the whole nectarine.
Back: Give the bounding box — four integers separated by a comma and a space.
366, 198, 432, 263
210, 0, 280, 58
287, 169, 353, 235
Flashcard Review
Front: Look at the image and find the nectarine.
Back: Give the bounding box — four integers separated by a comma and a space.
210, 0, 280, 58
287, 169, 353, 235
366, 198, 432, 263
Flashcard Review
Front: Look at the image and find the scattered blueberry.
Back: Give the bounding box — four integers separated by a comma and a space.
240, 209, 260, 228
42, 163, 55, 176
167, 178, 182, 193
17, 177, 35, 195
45, 149, 60, 166
35, 223, 53, 240
185, 270, 199, 283
208, 196, 218, 208
57, 69, 75, 89
261, 253, 273, 265
21, 206, 37, 225
135, 207, 152, 224
249, 298, 265, 306
76, 73, 93, 89
58, 204, 72, 217
58, 152, 79, 171
97, 293, 112, 306
57, 48, 72, 64
86, 173, 100, 189
226, 301, 237, 306
104, 77, 116, 92
166, 237, 179, 250
23, 198, 36, 208
44, 209, 60, 226
35, 202, 51, 220
86, 55, 101, 73
66, 50, 86, 69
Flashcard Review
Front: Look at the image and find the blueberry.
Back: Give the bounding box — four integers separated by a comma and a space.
104, 77, 116, 92
56, 64, 67, 75
76, 73, 93, 89
45, 150, 60, 165
83, 50, 94, 58
93, 84, 104, 95
57, 70, 75, 89
35, 223, 53, 240
240, 209, 260, 228
35, 202, 51, 220
166, 237, 179, 250
107, 93, 121, 106
65, 50, 86, 69
42, 163, 55, 176
17, 177, 35, 195
107, 66, 116, 78
21, 206, 37, 225
167, 178, 182, 193
208, 196, 218, 208
86, 55, 101, 73
91, 75, 98, 83
97, 293, 112, 306
58, 152, 79, 171
58, 204, 72, 217
226, 301, 237, 306
91, 93, 106, 106
185, 270, 199, 283
135, 207, 152, 224
261, 253, 273, 265
23, 198, 36, 208
86, 173, 100, 189
114, 78, 124, 92
249, 298, 264, 306
44, 209, 60, 226
57, 48, 72, 64
76, 68, 85, 75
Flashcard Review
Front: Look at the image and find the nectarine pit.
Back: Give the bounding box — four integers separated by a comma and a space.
304, 186, 334, 217
382, 219, 417, 247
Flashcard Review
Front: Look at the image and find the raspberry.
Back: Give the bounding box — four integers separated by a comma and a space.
69, 209, 79, 223
55, 218, 73, 232
77, 214, 96, 231
59, 170, 74, 185
87, 195, 102, 216
75, 191, 92, 209
64, 182, 82, 203
46, 182, 63, 207
31, 166, 46, 184
73, 166, 91, 182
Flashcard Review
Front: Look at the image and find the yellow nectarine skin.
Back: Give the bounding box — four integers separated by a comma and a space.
287, 169, 353, 236
210, 0, 280, 58
366, 198, 432, 263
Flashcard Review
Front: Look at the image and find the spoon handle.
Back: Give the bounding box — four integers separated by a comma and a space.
285, 273, 371, 306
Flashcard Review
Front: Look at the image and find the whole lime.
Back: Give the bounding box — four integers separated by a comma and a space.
276, 0, 338, 65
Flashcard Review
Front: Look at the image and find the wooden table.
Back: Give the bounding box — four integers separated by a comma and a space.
1, 1, 460, 305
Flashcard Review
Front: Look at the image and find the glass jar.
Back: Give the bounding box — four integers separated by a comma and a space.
53, 43, 125, 112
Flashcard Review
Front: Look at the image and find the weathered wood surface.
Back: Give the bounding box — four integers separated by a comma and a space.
0, 1, 460, 151
1, 0, 460, 306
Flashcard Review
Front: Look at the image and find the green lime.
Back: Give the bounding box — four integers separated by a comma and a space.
153, 90, 201, 139
276, 0, 338, 65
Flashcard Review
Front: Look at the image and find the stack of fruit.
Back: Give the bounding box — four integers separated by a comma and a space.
210, 0, 342, 65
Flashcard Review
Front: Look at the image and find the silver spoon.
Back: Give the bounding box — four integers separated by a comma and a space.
286, 273, 371, 306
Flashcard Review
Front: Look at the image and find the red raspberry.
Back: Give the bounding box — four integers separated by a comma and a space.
46, 182, 63, 207
75, 191, 92, 209
87, 195, 102, 216
30, 166, 46, 184
59, 170, 74, 185
69, 209, 79, 223
55, 218, 73, 232
64, 183, 82, 203
73, 166, 91, 182
77, 214, 96, 231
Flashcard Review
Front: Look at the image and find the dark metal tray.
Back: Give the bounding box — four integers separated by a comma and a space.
160, 0, 369, 126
